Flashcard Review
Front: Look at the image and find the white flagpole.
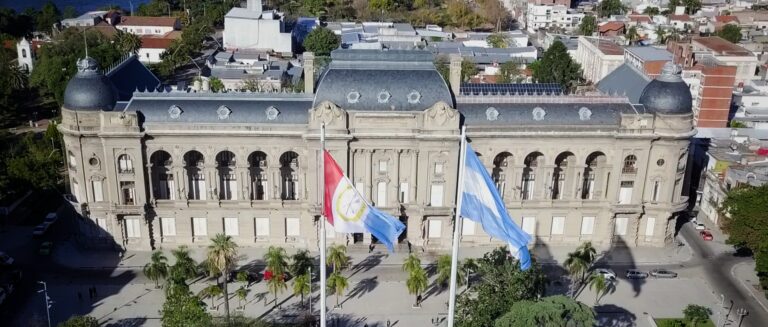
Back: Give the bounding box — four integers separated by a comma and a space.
447, 125, 468, 327
320, 123, 328, 327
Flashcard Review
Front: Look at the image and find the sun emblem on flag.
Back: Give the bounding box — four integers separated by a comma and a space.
335, 184, 366, 222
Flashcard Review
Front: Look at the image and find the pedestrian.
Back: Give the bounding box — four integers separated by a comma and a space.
387, 319, 391, 327
368, 244, 374, 253
77, 291, 82, 302
407, 241, 412, 253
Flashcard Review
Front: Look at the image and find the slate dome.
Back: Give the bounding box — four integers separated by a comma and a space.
638, 62, 692, 115
63, 57, 118, 111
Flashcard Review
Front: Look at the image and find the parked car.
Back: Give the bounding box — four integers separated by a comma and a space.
626, 269, 648, 279
32, 223, 50, 237
594, 268, 617, 280
43, 212, 58, 225
700, 230, 714, 241
694, 223, 706, 230
38, 242, 53, 256
228, 269, 261, 284
0, 252, 13, 266
649, 269, 678, 278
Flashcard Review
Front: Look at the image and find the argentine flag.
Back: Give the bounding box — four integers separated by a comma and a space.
460, 143, 532, 270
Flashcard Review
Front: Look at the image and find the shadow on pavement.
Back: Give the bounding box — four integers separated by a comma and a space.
595, 236, 644, 297
594, 304, 637, 327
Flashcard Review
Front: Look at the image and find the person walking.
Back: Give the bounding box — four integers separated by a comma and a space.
387, 319, 391, 327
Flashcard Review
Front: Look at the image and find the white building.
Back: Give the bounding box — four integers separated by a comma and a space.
16, 38, 35, 72
525, 5, 584, 32
733, 80, 768, 129
61, 11, 107, 28
117, 16, 180, 36
223, 0, 293, 54
575, 37, 625, 83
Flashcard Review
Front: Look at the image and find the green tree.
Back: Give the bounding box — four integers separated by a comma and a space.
198, 284, 224, 308
6, 133, 63, 191
327, 271, 349, 307
209, 77, 225, 93
292, 272, 311, 307
36, 2, 61, 34
587, 272, 615, 305
264, 246, 288, 277
498, 61, 521, 83
683, 0, 702, 14
579, 15, 597, 36
487, 33, 508, 48
655, 26, 668, 44
236, 271, 249, 285
144, 250, 169, 288
643, 6, 660, 16
717, 24, 742, 43
114, 30, 143, 55
235, 286, 250, 309
206, 234, 238, 322
436, 254, 465, 287
303, 27, 340, 56
402, 254, 421, 274
721, 184, 768, 257
455, 247, 547, 327
169, 245, 198, 284
406, 264, 428, 307
563, 241, 597, 297
327, 244, 350, 272
266, 270, 287, 307
58, 315, 99, 327
626, 26, 640, 45
598, 0, 625, 17
729, 120, 747, 128
369, 0, 395, 11
531, 41, 582, 89
461, 58, 477, 82
161, 282, 212, 327
290, 249, 314, 277
493, 295, 595, 327
462, 258, 478, 288
683, 304, 712, 326
302, 0, 327, 16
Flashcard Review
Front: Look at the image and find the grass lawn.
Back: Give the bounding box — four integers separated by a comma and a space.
654, 318, 716, 327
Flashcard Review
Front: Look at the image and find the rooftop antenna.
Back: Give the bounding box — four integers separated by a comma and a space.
83, 28, 88, 58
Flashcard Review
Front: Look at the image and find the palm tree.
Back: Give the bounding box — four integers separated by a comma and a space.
114, 30, 142, 54
436, 255, 465, 288
290, 249, 314, 277
462, 258, 477, 288
327, 245, 349, 273
655, 26, 668, 44
207, 234, 238, 322
588, 273, 616, 305
6, 63, 26, 89
267, 271, 287, 308
264, 246, 288, 277
199, 284, 223, 308
292, 273, 311, 307
626, 26, 640, 45
235, 286, 250, 309
169, 245, 198, 284
327, 272, 349, 308
406, 266, 428, 307
577, 242, 597, 266
143, 250, 169, 288
402, 254, 421, 274
564, 241, 597, 297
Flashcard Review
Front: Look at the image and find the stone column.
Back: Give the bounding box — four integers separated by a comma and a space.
512, 164, 525, 200
364, 149, 373, 201
410, 150, 419, 204
394, 149, 401, 204
537, 165, 554, 200
567, 163, 585, 200
146, 164, 155, 202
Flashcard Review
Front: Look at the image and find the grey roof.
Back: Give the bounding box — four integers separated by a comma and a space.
64, 57, 118, 111
626, 46, 673, 61
124, 93, 313, 124
106, 55, 161, 102
639, 63, 693, 115
596, 63, 651, 104
457, 100, 640, 126
313, 49, 453, 110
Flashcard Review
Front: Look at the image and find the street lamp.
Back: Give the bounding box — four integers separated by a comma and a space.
37, 281, 52, 327
736, 308, 748, 327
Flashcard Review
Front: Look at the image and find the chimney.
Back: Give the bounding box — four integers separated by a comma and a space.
449, 54, 462, 96
304, 52, 315, 94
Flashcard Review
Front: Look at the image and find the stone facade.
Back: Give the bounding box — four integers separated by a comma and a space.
59, 50, 694, 252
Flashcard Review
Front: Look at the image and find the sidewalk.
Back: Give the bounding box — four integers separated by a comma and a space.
731, 261, 768, 314
53, 240, 693, 271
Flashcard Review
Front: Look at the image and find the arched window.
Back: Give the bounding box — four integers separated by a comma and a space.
492, 152, 512, 198
217, 151, 237, 200
184, 151, 205, 200
248, 151, 268, 200
551, 152, 573, 200
581, 152, 605, 200
622, 155, 637, 174
521, 152, 542, 200
118, 154, 134, 173
151, 151, 174, 200
280, 151, 299, 200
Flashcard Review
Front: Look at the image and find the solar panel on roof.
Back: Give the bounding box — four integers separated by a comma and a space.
459, 83, 564, 96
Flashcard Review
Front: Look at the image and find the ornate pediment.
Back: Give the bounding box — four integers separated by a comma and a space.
311, 100, 346, 126
424, 101, 458, 127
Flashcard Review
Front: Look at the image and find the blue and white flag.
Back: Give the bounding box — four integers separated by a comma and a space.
460, 143, 532, 270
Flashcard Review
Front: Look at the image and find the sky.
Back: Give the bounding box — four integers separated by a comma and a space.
0, 0, 149, 14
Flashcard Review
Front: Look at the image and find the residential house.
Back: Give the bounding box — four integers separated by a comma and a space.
223, 0, 293, 54
118, 16, 180, 36
575, 37, 625, 83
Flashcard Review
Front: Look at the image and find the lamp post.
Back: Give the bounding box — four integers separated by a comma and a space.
736, 308, 748, 327
37, 281, 51, 327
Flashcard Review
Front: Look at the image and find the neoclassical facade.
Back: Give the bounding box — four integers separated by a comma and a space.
59, 50, 695, 251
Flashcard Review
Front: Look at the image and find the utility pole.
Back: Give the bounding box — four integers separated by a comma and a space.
308, 266, 312, 317
37, 281, 52, 327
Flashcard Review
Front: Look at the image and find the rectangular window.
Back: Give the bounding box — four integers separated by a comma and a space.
221, 174, 237, 200
400, 182, 409, 204
191, 174, 206, 200
161, 218, 176, 236
377, 182, 387, 207
652, 181, 661, 202
428, 220, 442, 238
158, 174, 175, 200
551, 216, 565, 235
255, 218, 270, 237
96, 218, 108, 236
379, 160, 387, 172
120, 181, 136, 205
522, 217, 536, 236
581, 216, 595, 235
619, 181, 633, 204
435, 163, 444, 174
285, 218, 300, 237
645, 217, 655, 240
224, 217, 239, 236
614, 217, 628, 236
125, 218, 141, 238
252, 174, 268, 200
92, 180, 103, 202
430, 184, 444, 206
192, 217, 207, 237
461, 219, 475, 236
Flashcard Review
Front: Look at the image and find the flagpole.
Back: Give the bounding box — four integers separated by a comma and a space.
447, 125, 468, 327
320, 123, 327, 327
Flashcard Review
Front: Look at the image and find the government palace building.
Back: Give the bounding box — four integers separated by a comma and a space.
58, 49, 695, 251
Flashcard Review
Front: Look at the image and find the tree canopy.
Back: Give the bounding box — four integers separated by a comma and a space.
717, 25, 742, 43
161, 282, 212, 327
493, 295, 596, 327
531, 41, 582, 89
487, 33, 508, 48
579, 15, 597, 36
721, 184, 768, 290
303, 27, 340, 56
598, 0, 625, 17
58, 315, 99, 327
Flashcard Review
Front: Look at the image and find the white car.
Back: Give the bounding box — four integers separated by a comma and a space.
694, 223, 706, 230
0, 252, 13, 266
594, 268, 617, 280
626, 269, 649, 279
